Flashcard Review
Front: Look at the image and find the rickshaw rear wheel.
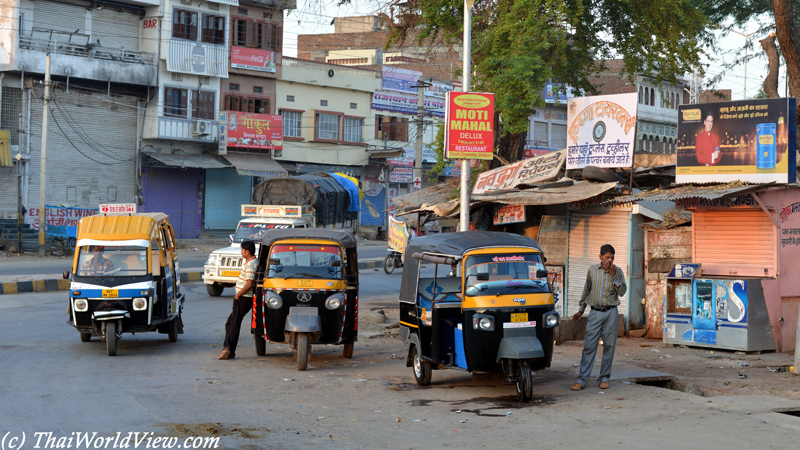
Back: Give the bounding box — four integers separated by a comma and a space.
297, 333, 310, 371
411, 346, 432, 386
342, 342, 354, 359
516, 361, 533, 402
254, 335, 267, 356
80, 332, 91, 342
106, 322, 117, 357
383, 255, 395, 274
206, 283, 224, 297
167, 315, 179, 342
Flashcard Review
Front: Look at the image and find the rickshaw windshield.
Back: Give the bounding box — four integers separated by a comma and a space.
76, 245, 149, 277
267, 243, 343, 279
464, 253, 549, 296
233, 223, 290, 243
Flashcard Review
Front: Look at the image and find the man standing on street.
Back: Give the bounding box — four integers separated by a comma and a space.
571, 244, 627, 390
217, 240, 258, 360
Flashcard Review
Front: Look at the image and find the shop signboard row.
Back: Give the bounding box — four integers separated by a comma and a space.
472, 149, 566, 195
675, 97, 797, 184
219, 111, 283, 152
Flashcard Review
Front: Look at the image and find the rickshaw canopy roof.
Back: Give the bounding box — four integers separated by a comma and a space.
400, 231, 544, 304
257, 228, 357, 250
77, 213, 169, 241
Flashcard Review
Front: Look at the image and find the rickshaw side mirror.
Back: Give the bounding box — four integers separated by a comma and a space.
536, 269, 548, 278
477, 273, 489, 281
268, 258, 281, 266
330, 260, 342, 267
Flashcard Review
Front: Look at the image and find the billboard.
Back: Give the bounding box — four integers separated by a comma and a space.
231, 47, 277, 73
566, 93, 637, 170
676, 98, 797, 184
226, 111, 283, 150
444, 92, 495, 160
473, 149, 565, 195
371, 91, 445, 118
382, 67, 422, 94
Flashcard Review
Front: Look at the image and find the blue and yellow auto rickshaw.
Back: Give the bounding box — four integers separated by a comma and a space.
399, 231, 559, 401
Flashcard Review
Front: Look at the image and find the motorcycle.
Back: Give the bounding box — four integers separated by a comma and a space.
384, 249, 403, 274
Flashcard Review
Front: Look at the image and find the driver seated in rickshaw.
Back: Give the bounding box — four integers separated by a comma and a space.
81, 245, 113, 276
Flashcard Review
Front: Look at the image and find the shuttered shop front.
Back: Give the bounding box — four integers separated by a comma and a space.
92, 8, 140, 50
567, 210, 630, 317
204, 168, 252, 230
142, 168, 202, 239
33, 1, 85, 34
693, 210, 776, 277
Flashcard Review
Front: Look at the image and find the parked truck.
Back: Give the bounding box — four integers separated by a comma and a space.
202, 205, 315, 296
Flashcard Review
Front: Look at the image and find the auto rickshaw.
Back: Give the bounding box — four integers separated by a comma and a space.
66, 213, 185, 356
251, 228, 358, 371
399, 231, 559, 402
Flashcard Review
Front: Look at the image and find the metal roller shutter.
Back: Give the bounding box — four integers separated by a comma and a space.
693, 210, 776, 277
567, 210, 630, 318
33, 2, 85, 34
92, 9, 140, 51
204, 168, 252, 229
142, 168, 202, 239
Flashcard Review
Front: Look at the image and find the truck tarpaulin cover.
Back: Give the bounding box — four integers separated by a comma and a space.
252, 174, 356, 225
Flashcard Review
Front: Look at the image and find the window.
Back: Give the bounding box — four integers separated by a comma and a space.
638, 86, 643, 104
344, 117, 363, 143
230, 83, 240, 91
350, 102, 357, 109
225, 95, 268, 113
281, 110, 302, 137
201, 14, 225, 44
253, 86, 263, 94
164, 87, 188, 118
172, 9, 198, 41
650, 88, 655, 106
375, 115, 408, 142
192, 90, 216, 120
644, 88, 649, 106
320, 100, 328, 107
232, 17, 282, 51
316, 113, 340, 140
287, 95, 294, 102
238, 8, 248, 15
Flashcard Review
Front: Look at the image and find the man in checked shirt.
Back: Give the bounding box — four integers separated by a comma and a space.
571, 244, 627, 391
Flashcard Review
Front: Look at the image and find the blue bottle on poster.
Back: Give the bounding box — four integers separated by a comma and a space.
756, 123, 776, 169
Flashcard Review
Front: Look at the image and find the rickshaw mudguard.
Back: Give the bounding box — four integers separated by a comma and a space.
495, 327, 545, 362
284, 306, 322, 332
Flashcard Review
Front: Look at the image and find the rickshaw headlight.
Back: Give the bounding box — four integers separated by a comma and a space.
472, 314, 495, 331
266, 292, 283, 309
74, 299, 88, 312
325, 293, 343, 310
132, 298, 147, 311
544, 312, 560, 328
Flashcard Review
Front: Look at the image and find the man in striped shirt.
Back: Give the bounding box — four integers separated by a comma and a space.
571, 244, 627, 391
217, 240, 258, 360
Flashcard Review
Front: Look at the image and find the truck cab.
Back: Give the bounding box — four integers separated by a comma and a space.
202, 205, 315, 297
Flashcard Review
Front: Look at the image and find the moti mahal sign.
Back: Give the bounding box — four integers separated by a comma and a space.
444, 92, 495, 160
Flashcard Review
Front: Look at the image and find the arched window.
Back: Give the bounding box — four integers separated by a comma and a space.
650, 88, 655, 106
644, 88, 649, 106
639, 87, 643, 104
671, 93, 675, 109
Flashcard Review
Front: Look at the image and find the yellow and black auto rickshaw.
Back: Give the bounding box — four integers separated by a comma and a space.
66, 213, 185, 356
399, 231, 559, 401
251, 228, 359, 371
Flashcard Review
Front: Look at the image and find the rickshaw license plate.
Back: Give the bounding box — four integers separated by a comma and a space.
102, 289, 118, 298
221, 270, 240, 277
298, 280, 313, 287
511, 313, 528, 322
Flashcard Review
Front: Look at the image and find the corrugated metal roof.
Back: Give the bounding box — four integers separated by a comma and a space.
223, 152, 288, 178
608, 182, 774, 203
143, 152, 229, 169
473, 180, 618, 205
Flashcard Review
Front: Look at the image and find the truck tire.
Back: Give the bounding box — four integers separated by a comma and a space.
206, 283, 224, 297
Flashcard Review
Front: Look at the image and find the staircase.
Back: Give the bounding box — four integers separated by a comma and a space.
0, 218, 42, 253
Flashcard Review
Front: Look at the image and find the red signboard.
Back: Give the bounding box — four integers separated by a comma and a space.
226, 111, 283, 150
231, 46, 277, 73
444, 92, 495, 160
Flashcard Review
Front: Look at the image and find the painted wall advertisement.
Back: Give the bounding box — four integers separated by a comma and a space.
444, 92, 495, 160
360, 184, 385, 226
231, 47, 277, 73
26, 206, 98, 230
226, 111, 283, 150
566, 93, 637, 170
675, 98, 797, 184
473, 149, 565, 195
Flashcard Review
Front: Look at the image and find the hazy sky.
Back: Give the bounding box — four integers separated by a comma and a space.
282, 3, 786, 101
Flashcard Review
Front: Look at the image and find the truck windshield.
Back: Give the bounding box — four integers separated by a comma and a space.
233, 223, 291, 243
76, 245, 149, 277
267, 243, 343, 279
464, 253, 549, 296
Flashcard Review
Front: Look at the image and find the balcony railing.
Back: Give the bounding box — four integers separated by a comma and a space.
19, 31, 154, 65
157, 116, 219, 142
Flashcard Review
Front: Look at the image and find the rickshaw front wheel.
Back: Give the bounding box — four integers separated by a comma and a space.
297, 333, 310, 371
342, 342, 354, 359
411, 346, 432, 386
105, 322, 118, 357
80, 332, 91, 342
254, 335, 267, 356
516, 361, 533, 403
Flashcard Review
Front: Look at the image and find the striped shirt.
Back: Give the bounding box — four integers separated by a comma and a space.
579, 263, 627, 312
235, 257, 257, 297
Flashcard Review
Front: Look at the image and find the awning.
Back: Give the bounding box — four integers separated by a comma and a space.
223, 152, 288, 178
473, 180, 618, 205
607, 182, 774, 204
368, 148, 406, 159
391, 178, 458, 213
295, 162, 362, 176
142, 151, 229, 169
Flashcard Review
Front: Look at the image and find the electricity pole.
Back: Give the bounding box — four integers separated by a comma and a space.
413, 80, 429, 192
38, 52, 51, 256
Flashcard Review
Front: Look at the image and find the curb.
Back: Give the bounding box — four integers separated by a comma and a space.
0, 259, 385, 295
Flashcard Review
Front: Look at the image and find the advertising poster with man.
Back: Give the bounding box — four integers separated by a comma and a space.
676, 98, 797, 184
